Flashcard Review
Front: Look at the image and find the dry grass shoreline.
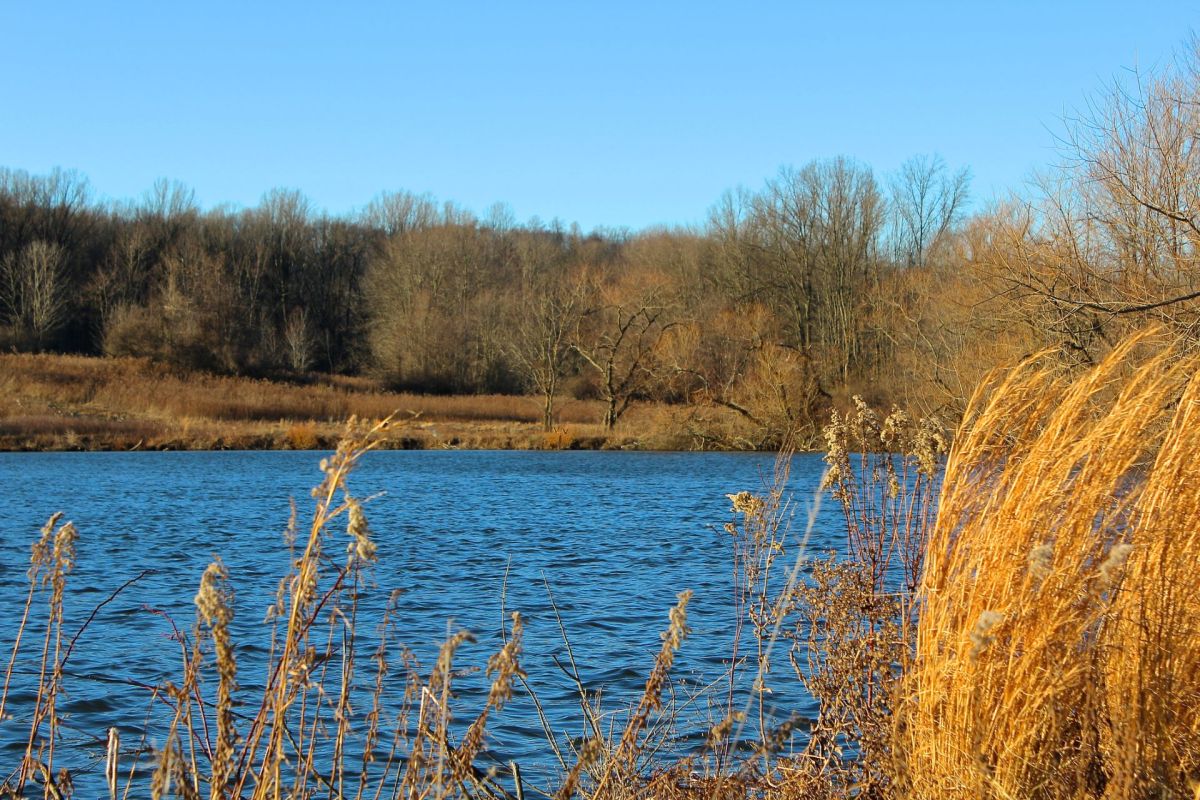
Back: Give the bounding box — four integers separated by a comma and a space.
0, 353, 732, 453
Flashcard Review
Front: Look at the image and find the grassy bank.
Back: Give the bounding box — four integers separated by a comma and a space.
0, 353, 729, 452
2, 329, 1197, 799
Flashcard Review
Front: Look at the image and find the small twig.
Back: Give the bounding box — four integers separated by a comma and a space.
62, 569, 157, 666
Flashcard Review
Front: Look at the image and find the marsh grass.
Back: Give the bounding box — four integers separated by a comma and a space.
1, 513, 77, 797
897, 329, 1200, 799
0, 352, 674, 451
0, 353, 594, 425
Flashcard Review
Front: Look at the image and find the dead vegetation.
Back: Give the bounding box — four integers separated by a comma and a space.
2, 328, 1198, 799
0, 352, 635, 451
896, 328, 1200, 798
0, 351, 796, 452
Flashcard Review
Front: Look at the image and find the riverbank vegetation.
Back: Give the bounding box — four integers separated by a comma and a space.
6, 43, 1200, 450
3, 326, 1197, 799
0, 351, 640, 451
0, 350, 807, 451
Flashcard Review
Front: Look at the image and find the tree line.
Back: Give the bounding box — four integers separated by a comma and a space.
4, 43, 1199, 445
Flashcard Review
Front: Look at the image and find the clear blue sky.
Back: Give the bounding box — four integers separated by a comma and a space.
1, 2, 1194, 231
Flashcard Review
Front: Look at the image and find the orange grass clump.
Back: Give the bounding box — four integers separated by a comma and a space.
897, 329, 1200, 799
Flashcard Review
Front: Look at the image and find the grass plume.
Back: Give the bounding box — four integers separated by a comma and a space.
897, 328, 1200, 798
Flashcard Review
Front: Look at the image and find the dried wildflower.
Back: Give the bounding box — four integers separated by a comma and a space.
852, 395, 878, 428
485, 612, 525, 709
706, 711, 745, 749
969, 610, 1004, 660
50, 520, 77, 590
195, 560, 236, 800
661, 589, 693, 663
605, 589, 693, 787
456, 613, 526, 774
555, 737, 603, 800
913, 416, 948, 476
821, 411, 848, 493
29, 512, 61, 580
727, 491, 764, 516
346, 498, 377, 565
195, 561, 233, 629
881, 408, 911, 448
151, 729, 181, 800
287, 646, 325, 689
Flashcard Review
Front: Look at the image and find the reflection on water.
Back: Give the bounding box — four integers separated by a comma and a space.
0, 449, 843, 793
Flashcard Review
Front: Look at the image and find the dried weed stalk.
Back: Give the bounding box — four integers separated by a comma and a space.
1, 415, 535, 800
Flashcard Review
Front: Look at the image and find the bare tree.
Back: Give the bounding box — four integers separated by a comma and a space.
982, 42, 1200, 361
705, 188, 762, 302
890, 154, 970, 269
0, 240, 68, 348
142, 178, 197, 222
753, 158, 885, 381
507, 277, 586, 430
283, 306, 314, 372
573, 278, 677, 430
360, 190, 439, 237
90, 224, 153, 330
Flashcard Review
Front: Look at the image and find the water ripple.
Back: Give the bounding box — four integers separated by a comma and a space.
0, 449, 840, 794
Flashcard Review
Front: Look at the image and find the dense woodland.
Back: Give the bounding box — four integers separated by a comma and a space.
4, 49, 1200, 446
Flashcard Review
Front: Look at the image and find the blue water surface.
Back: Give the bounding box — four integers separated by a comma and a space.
0, 450, 843, 794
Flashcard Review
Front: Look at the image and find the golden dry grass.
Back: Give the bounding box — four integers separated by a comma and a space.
0, 352, 821, 452
896, 329, 1200, 799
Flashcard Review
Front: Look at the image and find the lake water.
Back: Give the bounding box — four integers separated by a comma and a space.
0, 450, 843, 794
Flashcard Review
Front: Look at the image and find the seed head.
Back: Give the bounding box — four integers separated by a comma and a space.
969, 610, 1004, 660
1096, 543, 1134, 592
726, 491, 764, 516
1028, 542, 1054, 582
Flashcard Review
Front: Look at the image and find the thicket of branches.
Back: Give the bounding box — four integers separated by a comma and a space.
6, 40, 1200, 441
0, 158, 963, 444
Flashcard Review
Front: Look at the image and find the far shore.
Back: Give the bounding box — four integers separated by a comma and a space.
0, 352, 791, 453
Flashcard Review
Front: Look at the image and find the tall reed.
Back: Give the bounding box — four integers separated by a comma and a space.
0, 416, 540, 800
897, 329, 1200, 798
1, 512, 78, 798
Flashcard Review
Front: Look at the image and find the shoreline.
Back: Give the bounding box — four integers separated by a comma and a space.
0, 422, 799, 453
0, 352, 792, 453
